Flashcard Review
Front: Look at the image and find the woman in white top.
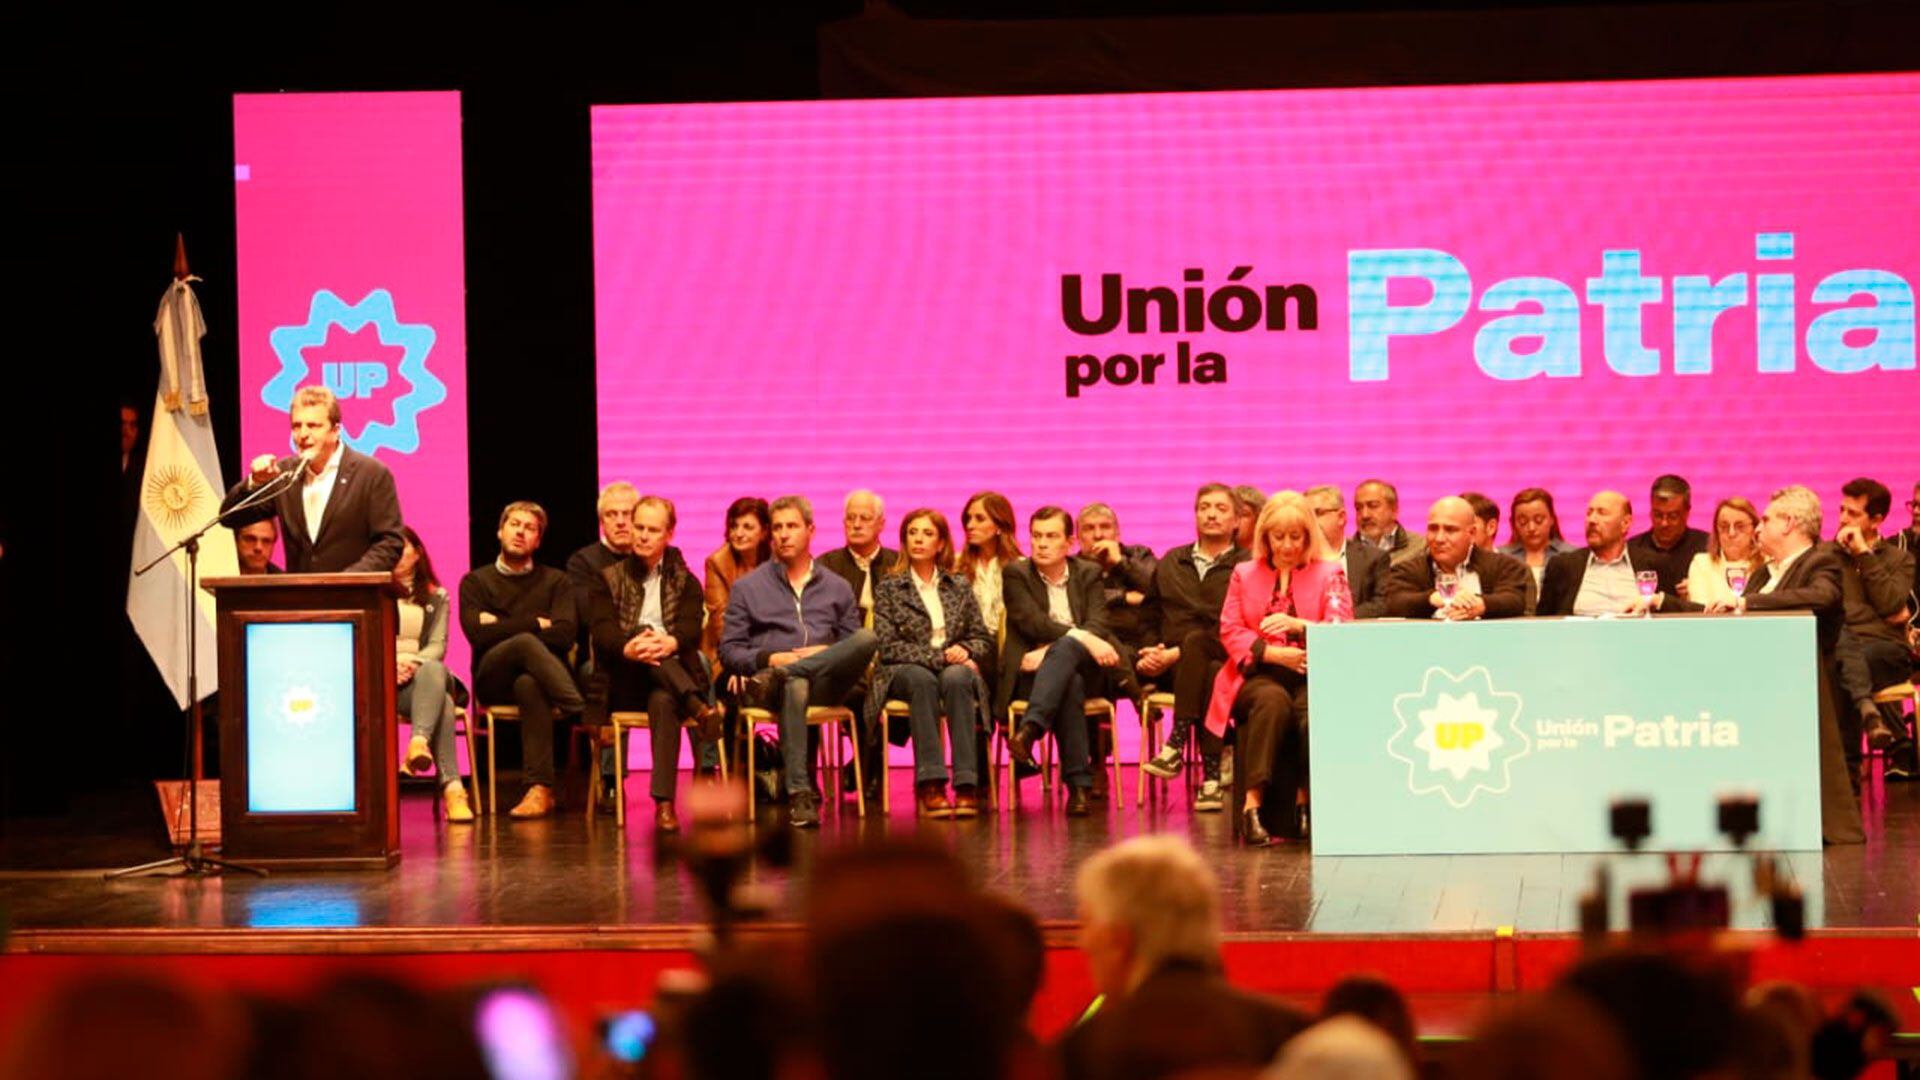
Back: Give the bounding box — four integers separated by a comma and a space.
393, 526, 472, 822
957, 491, 1021, 676
868, 510, 995, 818
1684, 497, 1765, 609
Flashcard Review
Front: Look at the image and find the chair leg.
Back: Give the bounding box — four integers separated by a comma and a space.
487, 726, 497, 820
614, 725, 627, 828
586, 732, 601, 821
746, 723, 757, 821
463, 722, 481, 815
1005, 714, 1016, 810
715, 726, 731, 786
1108, 713, 1122, 809
1137, 701, 1154, 807
850, 720, 866, 819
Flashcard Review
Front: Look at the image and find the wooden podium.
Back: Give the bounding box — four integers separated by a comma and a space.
203, 573, 400, 870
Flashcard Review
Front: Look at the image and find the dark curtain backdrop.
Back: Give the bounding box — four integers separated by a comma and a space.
4, 1, 1914, 821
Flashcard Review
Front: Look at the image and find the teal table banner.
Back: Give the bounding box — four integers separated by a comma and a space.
1307, 614, 1821, 854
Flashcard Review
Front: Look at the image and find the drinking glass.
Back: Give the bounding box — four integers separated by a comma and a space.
1635, 570, 1660, 618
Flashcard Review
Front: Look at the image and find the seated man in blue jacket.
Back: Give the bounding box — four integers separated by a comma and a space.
719, 495, 879, 828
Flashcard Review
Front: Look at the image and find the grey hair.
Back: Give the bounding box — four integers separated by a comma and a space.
1768, 486, 1822, 543
770, 495, 814, 526
1076, 835, 1220, 984
844, 489, 884, 517
1303, 484, 1344, 509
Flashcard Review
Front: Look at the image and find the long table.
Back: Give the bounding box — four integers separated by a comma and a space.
1307, 612, 1822, 855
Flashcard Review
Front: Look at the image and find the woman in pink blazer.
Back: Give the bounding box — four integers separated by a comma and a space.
1205, 491, 1352, 844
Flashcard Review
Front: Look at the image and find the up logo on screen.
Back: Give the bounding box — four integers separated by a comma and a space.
265, 289, 444, 455
1385, 666, 1531, 808
280, 685, 323, 732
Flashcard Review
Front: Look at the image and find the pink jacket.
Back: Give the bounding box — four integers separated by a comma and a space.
1204, 557, 1348, 736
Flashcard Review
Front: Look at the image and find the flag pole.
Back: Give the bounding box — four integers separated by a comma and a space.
108, 236, 266, 880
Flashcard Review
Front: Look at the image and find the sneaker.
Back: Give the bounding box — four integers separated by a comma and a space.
442, 783, 475, 823
1220, 747, 1234, 787
789, 790, 820, 828
1194, 779, 1224, 812
1142, 742, 1185, 780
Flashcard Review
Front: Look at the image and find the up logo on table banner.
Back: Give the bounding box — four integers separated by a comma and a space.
1385, 666, 1531, 808
264, 289, 445, 456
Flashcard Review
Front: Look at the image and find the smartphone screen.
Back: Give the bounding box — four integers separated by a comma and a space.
473, 986, 572, 1080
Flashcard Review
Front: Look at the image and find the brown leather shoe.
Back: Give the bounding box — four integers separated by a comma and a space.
689, 698, 725, 745
951, 785, 980, 819
1007, 722, 1043, 769
917, 781, 953, 819
654, 801, 680, 833
442, 783, 475, 823
508, 784, 554, 819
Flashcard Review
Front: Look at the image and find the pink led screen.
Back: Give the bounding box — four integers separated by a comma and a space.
593, 74, 1918, 561
234, 91, 470, 680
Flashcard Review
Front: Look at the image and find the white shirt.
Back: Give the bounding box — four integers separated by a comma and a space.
1039, 562, 1075, 628
1760, 544, 1810, 595
637, 559, 665, 633
302, 450, 343, 544
912, 567, 947, 648
1193, 543, 1230, 579
972, 558, 1005, 639
1573, 549, 1637, 616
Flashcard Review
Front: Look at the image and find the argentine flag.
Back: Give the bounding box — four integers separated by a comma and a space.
129, 278, 239, 709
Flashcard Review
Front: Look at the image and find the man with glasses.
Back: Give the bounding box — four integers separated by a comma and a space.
1627, 474, 1710, 596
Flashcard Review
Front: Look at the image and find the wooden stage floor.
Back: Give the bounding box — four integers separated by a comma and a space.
3, 764, 1916, 941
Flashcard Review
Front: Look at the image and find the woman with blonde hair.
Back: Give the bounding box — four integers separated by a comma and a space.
1206, 492, 1351, 845
1684, 497, 1764, 608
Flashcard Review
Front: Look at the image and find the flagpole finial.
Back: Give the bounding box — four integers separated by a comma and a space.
173, 233, 191, 281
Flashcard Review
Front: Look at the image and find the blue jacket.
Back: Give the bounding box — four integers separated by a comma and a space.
718, 558, 861, 674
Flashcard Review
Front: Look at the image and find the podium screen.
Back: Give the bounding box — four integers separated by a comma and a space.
245, 622, 359, 813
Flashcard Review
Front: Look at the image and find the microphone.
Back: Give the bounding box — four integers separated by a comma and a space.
273, 447, 318, 475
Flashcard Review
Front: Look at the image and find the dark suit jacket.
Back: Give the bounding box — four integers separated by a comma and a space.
1341, 541, 1391, 619
1384, 547, 1530, 619
220, 447, 404, 573
1667, 542, 1848, 647
1144, 542, 1248, 645
818, 544, 899, 614
1058, 960, 1310, 1080
997, 556, 1112, 714
1627, 526, 1711, 596
1537, 547, 1593, 617
1663, 541, 1863, 842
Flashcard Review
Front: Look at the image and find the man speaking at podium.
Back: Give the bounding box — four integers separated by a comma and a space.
221, 385, 405, 573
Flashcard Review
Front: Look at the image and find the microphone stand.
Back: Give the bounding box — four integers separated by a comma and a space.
107, 464, 303, 879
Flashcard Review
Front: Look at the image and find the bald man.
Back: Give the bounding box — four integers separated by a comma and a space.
1384, 497, 1530, 620
1537, 492, 1645, 617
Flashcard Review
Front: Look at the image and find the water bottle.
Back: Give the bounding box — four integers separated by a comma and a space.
1325, 568, 1354, 624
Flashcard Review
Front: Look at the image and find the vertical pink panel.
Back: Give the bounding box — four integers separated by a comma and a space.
235, 91, 470, 685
